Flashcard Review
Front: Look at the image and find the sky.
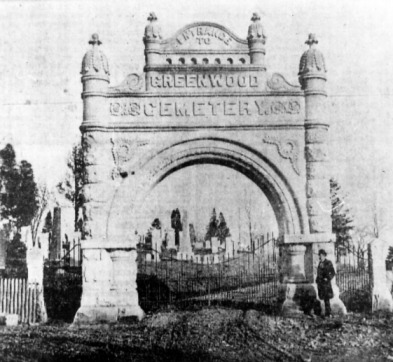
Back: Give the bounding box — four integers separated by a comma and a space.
0, 0, 392, 234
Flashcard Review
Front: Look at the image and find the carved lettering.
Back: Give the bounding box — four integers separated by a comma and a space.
239, 101, 251, 115
174, 74, 185, 88
176, 26, 234, 46
110, 99, 301, 118
163, 74, 174, 88
186, 74, 197, 87
144, 103, 157, 116
193, 102, 205, 116
160, 102, 174, 116
149, 73, 261, 89
197, 74, 210, 87
224, 101, 236, 115
208, 100, 221, 115
209, 74, 224, 87
175, 102, 191, 116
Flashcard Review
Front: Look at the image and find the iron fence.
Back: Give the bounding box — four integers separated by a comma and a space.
335, 246, 371, 311
137, 233, 280, 312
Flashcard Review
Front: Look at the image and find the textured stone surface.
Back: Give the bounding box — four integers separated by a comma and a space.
76, 19, 337, 323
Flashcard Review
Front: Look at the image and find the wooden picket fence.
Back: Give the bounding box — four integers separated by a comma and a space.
0, 278, 43, 324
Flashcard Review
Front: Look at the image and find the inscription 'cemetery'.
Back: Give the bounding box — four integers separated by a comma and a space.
110, 99, 301, 117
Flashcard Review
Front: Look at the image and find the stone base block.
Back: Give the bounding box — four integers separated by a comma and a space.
73, 304, 145, 325
280, 283, 347, 317
319, 283, 347, 316
372, 287, 393, 312
279, 283, 318, 316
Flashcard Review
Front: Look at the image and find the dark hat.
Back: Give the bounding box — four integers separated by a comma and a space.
318, 249, 327, 256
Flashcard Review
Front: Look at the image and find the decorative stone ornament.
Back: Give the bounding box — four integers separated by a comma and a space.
144, 12, 162, 41
247, 13, 266, 65
247, 13, 266, 41
81, 34, 110, 77
298, 33, 326, 84
75, 16, 346, 325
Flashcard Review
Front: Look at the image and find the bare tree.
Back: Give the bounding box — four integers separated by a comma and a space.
242, 189, 263, 253
31, 185, 50, 246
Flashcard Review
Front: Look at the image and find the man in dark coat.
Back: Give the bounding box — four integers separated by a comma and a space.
316, 249, 335, 317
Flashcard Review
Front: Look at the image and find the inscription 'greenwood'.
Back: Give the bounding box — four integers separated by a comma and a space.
150, 74, 259, 89
110, 99, 301, 117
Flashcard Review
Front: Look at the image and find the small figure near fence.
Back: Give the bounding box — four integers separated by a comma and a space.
316, 249, 335, 318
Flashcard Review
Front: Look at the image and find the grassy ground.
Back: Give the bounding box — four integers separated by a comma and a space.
1, 307, 393, 362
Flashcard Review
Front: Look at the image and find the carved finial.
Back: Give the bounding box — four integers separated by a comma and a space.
305, 33, 318, 47
248, 12, 265, 41
147, 12, 158, 22
298, 33, 326, 87
81, 33, 109, 76
144, 12, 162, 41
251, 12, 261, 21
88, 33, 102, 46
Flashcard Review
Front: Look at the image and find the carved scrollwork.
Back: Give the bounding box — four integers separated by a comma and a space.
110, 73, 144, 92
263, 135, 300, 175
111, 138, 149, 179
267, 73, 300, 92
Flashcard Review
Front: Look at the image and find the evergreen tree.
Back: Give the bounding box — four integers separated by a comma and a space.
151, 218, 161, 230
0, 144, 39, 229
171, 208, 182, 246
56, 143, 84, 231
216, 212, 230, 243
15, 161, 39, 228
43, 211, 53, 233
0, 144, 20, 221
5, 233, 27, 278
205, 208, 218, 241
330, 178, 354, 260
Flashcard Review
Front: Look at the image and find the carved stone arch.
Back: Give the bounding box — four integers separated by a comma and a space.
105, 138, 306, 244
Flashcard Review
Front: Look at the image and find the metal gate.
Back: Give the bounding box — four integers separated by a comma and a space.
137, 233, 280, 312
335, 245, 371, 311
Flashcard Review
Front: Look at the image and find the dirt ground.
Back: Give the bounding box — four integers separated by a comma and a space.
1, 307, 393, 362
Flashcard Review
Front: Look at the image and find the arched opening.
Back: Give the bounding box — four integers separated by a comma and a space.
137, 164, 279, 252
106, 138, 305, 245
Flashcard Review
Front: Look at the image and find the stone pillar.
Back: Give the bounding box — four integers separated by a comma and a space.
144, 13, 162, 91
74, 34, 144, 324
369, 239, 393, 312
278, 34, 346, 316
152, 229, 162, 254
27, 247, 48, 323
299, 34, 331, 235
179, 210, 192, 255
280, 243, 311, 315
81, 34, 110, 125
167, 230, 176, 249
286, 245, 306, 282
247, 13, 266, 66
109, 249, 144, 319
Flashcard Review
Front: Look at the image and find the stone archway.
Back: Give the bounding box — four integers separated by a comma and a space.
73, 15, 347, 324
